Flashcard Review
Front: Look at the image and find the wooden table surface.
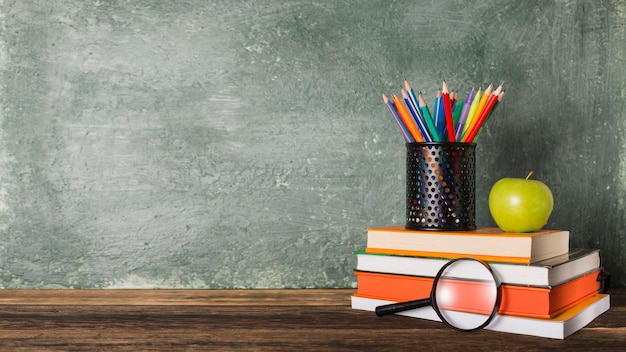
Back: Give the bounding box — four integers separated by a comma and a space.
0, 288, 624, 351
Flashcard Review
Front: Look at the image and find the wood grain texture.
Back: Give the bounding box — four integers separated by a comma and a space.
0, 289, 623, 351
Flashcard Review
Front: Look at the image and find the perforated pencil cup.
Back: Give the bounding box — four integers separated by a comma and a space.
405, 142, 476, 231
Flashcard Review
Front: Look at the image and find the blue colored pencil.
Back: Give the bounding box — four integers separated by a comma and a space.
435, 90, 447, 139
404, 82, 428, 133
433, 91, 441, 133
402, 89, 432, 142
404, 79, 421, 116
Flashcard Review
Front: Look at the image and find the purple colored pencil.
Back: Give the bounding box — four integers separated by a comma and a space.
455, 88, 475, 141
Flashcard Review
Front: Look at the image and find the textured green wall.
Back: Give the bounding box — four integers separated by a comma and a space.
0, 0, 624, 288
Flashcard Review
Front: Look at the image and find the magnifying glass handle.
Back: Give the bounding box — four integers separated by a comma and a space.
375, 298, 431, 317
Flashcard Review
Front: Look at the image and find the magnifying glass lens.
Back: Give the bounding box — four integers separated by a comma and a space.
375, 258, 500, 331
433, 259, 500, 330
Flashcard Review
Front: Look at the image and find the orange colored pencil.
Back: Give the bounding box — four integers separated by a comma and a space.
463, 83, 493, 138
462, 83, 504, 142
392, 94, 424, 142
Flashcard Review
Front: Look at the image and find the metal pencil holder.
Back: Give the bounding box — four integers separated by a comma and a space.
405, 142, 476, 231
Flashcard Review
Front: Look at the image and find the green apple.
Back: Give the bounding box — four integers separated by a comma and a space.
488, 172, 554, 233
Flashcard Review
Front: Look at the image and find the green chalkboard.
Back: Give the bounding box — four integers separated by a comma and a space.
0, 0, 624, 288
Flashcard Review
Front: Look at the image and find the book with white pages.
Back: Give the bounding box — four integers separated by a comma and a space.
354, 248, 600, 287
351, 293, 610, 339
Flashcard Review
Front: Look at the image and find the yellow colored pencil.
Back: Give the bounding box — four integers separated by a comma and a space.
463, 83, 493, 139
461, 87, 482, 137
463, 83, 504, 142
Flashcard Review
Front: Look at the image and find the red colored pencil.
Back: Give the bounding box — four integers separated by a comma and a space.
441, 81, 456, 142
462, 83, 504, 142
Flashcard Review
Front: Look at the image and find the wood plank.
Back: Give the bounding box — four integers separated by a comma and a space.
0, 289, 351, 306
0, 288, 622, 351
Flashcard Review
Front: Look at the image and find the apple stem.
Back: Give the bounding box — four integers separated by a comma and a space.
526, 171, 534, 180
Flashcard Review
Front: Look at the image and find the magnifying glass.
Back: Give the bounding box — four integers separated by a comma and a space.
375, 257, 502, 331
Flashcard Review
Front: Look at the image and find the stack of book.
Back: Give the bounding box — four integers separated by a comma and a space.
351, 225, 610, 339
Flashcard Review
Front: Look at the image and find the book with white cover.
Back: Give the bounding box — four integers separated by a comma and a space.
355, 249, 600, 287
351, 293, 610, 339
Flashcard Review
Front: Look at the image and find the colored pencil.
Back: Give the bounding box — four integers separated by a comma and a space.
450, 91, 457, 111
382, 79, 504, 144
464, 83, 493, 138
403, 81, 430, 139
455, 88, 475, 141
417, 93, 441, 142
476, 90, 505, 140
462, 83, 503, 142
433, 90, 442, 134
382, 93, 413, 143
436, 91, 446, 138
461, 87, 482, 138
441, 81, 456, 142
392, 94, 425, 142
452, 100, 464, 129
402, 89, 432, 142
404, 79, 421, 113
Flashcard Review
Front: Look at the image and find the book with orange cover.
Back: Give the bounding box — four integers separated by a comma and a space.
365, 225, 570, 264
354, 269, 601, 319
